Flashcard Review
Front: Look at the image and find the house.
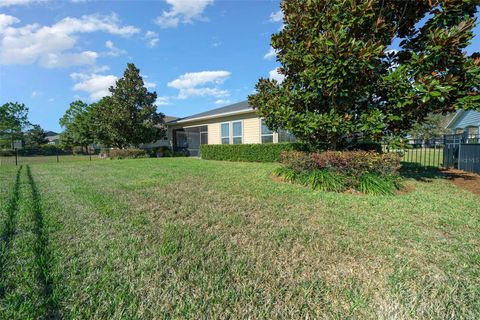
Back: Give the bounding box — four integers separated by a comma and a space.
161, 101, 295, 156
45, 131, 60, 145
446, 110, 480, 136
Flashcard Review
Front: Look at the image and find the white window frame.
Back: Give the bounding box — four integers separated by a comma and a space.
232, 121, 243, 144
220, 120, 244, 144
220, 122, 230, 144
260, 118, 276, 143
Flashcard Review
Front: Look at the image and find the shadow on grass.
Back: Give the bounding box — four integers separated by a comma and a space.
26, 165, 61, 320
400, 162, 478, 182
0, 166, 22, 299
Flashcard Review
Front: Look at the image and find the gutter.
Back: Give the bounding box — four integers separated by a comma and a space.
168, 108, 255, 124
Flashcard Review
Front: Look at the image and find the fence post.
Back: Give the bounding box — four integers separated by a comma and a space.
15, 148, 18, 166
56, 148, 59, 163
458, 142, 462, 170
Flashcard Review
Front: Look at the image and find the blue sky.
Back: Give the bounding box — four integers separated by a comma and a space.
0, 0, 479, 132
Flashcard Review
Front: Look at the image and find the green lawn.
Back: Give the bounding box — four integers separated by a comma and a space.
401, 147, 444, 168
0, 158, 479, 319
0, 154, 98, 166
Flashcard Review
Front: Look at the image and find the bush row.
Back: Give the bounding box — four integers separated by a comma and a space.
107, 148, 149, 159
200, 143, 303, 162
280, 150, 400, 177
275, 150, 402, 195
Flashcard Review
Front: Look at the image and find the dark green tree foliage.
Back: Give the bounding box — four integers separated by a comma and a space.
249, 0, 480, 150
96, 63, 165, 148
0, 102, 29, 148
24, 124, 48, 147
59, 100, 95, 151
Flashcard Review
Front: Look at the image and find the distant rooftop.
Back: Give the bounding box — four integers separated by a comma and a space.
168, 101, 252, 124
164, 115, 178, 123
45, 131, 59, 137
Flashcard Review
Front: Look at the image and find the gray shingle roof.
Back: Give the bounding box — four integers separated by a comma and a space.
167, 101, 252, 124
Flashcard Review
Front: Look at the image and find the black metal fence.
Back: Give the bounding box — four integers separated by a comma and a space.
399, 134, 480, 174
0, 148, 100, 166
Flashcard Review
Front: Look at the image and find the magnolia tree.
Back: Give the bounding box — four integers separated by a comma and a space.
249, 0, 480, 150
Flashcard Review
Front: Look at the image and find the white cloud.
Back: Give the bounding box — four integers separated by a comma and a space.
0, 0, 49, 7
105, 40, 126, 56
269, 68, 285, 83
0, 14, 20, 29
70, 72, 118, 100
215, 99, 230, 105
155, 96, 171, 106
0, 13, 139, 68
144, 30, 159, 47
264, 46, 277, 60
144, 81, 156, 89
168, 70, 231, 99
48, 97, 55, 102
31, 91, 41, 97
269, 10, 283, 22
91, 65, 110, 73
155, 0, 213, 28
41, 51, 98, 68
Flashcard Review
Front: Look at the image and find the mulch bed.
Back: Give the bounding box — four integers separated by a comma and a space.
441, 169, 480, 196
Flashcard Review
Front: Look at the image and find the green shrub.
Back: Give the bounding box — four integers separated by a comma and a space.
281, 150, 401, 177
273, 167, 298, 182
300, 169, 346, 192
358, 173, 402, 195
279, 151, 317, 171
145, 146, 172, 158
17, 145, 64, 156
200, 143, 301, 162
276, 150, 403, 194
109, 148, 148, 159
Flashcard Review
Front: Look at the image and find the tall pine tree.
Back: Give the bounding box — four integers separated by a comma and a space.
98, 63, 165, 148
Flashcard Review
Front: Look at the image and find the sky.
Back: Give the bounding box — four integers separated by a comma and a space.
0, 0, 479, 132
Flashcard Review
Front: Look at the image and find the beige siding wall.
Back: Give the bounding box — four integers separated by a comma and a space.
169, 111, 261, 145
208, 122, 221, 144
243, 117, 260, 144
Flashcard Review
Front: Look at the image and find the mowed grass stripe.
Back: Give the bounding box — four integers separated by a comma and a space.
26, 165, 61, 319
0, 166, 60, 319
0, 166, 23, 299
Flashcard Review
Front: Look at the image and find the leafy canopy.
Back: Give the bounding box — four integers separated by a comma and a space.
24, 124, 49, 147
59, 63, 166, 149
94, 63, 166, 148
59, 100, 94, 149
249, 0, 480, 150
0, 102, 29, 147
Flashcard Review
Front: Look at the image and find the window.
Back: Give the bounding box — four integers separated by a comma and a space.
232, 121, 242, 144
467, 126, 479, 135
221, 123, 230, 144
278, 129, 296, 143
261, 119, 274, 143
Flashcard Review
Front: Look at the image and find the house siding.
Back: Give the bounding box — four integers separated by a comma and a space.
169, 111, 261, 145
450, 110, 480, 133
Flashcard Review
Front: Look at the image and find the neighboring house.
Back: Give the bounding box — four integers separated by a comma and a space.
446, 110, 480, 136
45, 131, 60, 145
157, 101, 294, 156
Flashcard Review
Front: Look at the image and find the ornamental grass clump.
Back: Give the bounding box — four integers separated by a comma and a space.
275, 150, 402, 195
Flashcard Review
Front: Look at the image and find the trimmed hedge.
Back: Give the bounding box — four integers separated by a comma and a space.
200, 143, 302, 162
